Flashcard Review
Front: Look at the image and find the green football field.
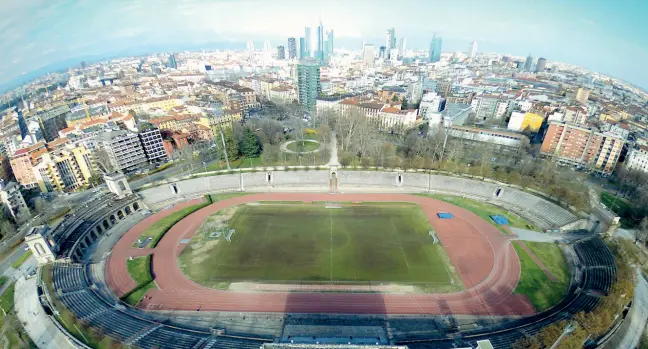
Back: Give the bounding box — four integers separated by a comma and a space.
178, 203, 459, 288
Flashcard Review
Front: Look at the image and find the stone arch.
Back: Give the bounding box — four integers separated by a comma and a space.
103, 220, 110, 230
117, 210, 125, 220
34, 242, 46, 256
118, 180, 127, 191
125, 206, 132, 215
133, 202, 140, 211
95, 225, 103, 234
110, 214, 116, 223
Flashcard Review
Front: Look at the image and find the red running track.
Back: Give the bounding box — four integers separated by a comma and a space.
106, 193, 535, 316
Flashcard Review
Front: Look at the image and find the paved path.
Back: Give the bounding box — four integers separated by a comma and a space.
107, 193, 534, 316
14, 277, 77, 349
326, 131, 340, 166
509, 227, 563, 242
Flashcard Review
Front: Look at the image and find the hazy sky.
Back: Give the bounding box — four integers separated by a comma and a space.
1, 0, 648, 91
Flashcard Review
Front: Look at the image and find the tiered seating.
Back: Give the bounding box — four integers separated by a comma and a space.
53, 264, 87, 292
60, 290, 110, 319
88, 310, 150, 341
582, 267, 616, 294
208, 336, 266, 349
135, 327, 205, 349
575, 238, 616, 267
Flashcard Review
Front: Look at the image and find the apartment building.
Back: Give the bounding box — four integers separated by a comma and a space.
109, 97, 184, 114
33, 144, 94, 192
471, 95, 510, 121
138, 124, 167, 163
541, 121, 625, 174
0, 180, 31, 223
9, 142, 46, 188
95, 130, 147, 173
625, 146, 648, 174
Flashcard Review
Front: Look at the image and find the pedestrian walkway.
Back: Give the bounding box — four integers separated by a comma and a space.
14, 277, 77, 349
326, 131, 340, 166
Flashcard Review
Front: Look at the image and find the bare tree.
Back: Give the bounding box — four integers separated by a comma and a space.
93, 148, 115, 174
636, 217, 648, 245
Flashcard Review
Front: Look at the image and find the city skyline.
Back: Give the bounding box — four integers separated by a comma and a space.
1, 0, 648, 92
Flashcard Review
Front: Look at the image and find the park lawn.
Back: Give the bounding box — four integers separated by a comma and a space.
600, 192, 635, 228
0, 282, 36, 348
420, 193, 539, 235
0, 275, 8, 288
207, 192, 250, 204
513, 241, 570, 311
179, 203, 462, 292
132, 202, 210, 248
11, 251, 32, 269
287, 140, 320, 153
203, 157, 263, 172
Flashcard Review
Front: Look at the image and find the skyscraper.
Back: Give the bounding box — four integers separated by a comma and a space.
288, 38, 297, 59
297, 59, 321, 110
468, 41, 477, 59
304, 27, 312, 58
299, 37, 308, 59
428, 34, 442, 63
524, 55, 534, 72
362, 44, 376, 66
398, 38, 407, 58
277, 46, 286, 60
379, 46, 386, 59
535, 57, 547, 73
246, 40, 255, 62
167, 53, 177, 69
385, 28, 396, 59
316, 20, 325, 63
324, 30, 334, 61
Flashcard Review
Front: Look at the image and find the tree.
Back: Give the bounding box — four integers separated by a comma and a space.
636, 217, 648, 244
240, 127, 261, 158
391, 94, 399, 102
222, 129, 239, 161
33, 197, 46, 214
0, 217, 16, 239
93, 148, 115, 174
261, 143, 281, 165
401, 97, 408, 109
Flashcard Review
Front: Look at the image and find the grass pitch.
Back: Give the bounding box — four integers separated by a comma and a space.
179, 203, 460, 289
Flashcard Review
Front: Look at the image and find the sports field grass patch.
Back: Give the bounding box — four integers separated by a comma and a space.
179, 203, 461, 291
513, 241, 569, 311
419, 194, 539, 234
206, 192, 249, 204
122, 255, 156, 306
133, 202, 210, 248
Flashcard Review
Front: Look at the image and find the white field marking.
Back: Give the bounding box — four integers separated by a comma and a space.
391, 218, 410, 269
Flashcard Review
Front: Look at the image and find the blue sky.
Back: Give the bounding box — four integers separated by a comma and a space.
1, 0, 648, 92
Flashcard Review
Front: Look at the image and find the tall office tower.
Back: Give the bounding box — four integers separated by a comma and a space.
299, 37, 308, 59
167, 53, 178, 69
379, 46, 386, 59
468, 41, 477, 59
385, 28, 396, 58
535, 57, 547, 73
288, 37, 297, 59
316, 20, 325, 63
362, 44, 376, 66
297, 59, 321, 110
524, 54, 534, 72
428, 34, 442, 63
246, 40, 255, 61
398, 38, 407, 58
277, 46, 286, 60
324, 30, 334, 61
17, 111, 28, 139
304, 27, 312, 57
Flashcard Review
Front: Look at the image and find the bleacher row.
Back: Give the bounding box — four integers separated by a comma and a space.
403, 237, 616, 349
138, 171, 579, 229
50, 264, 265, 349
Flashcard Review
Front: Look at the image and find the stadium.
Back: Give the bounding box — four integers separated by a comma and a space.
31, 168, 635, 349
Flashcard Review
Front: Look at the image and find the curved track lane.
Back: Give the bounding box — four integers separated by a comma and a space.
106, 193, 534, 315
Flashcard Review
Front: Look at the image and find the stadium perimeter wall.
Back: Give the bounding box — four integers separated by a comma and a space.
137, 169, 579, 229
